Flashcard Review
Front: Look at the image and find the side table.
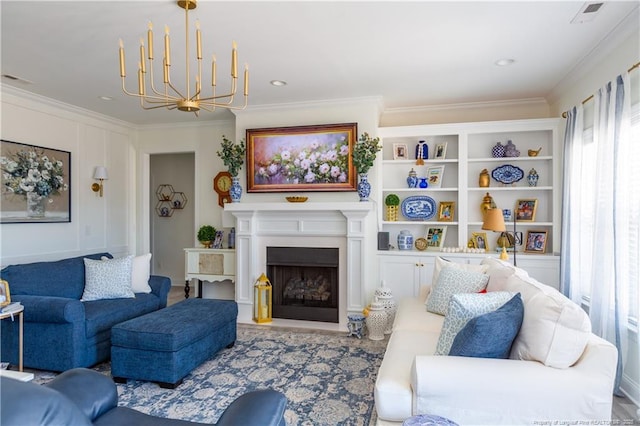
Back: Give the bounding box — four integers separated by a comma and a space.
184, 248, 236, 298
0, 305, 24, 372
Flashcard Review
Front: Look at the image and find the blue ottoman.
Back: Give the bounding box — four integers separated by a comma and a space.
111, 298, 237, 389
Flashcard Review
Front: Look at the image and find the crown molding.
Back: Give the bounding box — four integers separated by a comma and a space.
383, 97, 548, 115
1, 84, 135, 131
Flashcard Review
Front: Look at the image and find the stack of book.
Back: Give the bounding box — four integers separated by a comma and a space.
1, 302, 22, 314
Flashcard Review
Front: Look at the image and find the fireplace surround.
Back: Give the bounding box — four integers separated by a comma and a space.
226, 202, 373, 328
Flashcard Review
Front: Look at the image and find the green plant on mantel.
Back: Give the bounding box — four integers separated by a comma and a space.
197, 225, 216, 243
352, 132, 381, 174
216, 135, 245, 177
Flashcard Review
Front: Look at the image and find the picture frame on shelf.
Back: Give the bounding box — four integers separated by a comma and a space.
472, 232, 488, 251
245, 123, 357, 193
426, 226, 447, 250
437, 201, 455, 222
426, 165, 445, 188
0, 280, 10, 307
515, 199, 538, 222
524, 230, 548, 253
434, 142, 447, 159
393, 143, 408, 160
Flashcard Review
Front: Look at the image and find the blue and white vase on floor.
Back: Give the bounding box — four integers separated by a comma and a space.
230, 177, 242, 203
357, 173, 371, 201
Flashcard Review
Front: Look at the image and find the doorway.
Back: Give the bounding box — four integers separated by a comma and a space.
150, 153, 195, 286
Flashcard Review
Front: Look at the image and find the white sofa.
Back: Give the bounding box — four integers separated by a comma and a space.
374, 257, 618, 425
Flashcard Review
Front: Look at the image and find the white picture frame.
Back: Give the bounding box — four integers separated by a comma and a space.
426, 165, 445, 188
393, 143, 408, 160
434, 142, 447, 159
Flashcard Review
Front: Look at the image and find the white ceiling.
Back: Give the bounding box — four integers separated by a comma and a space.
1, 1, 638, 126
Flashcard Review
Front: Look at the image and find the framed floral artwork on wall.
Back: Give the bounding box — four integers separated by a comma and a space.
246, 123, 357, 192
0, 140, 71, 223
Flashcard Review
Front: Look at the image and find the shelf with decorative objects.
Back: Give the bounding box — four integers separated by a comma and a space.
376, 118, 561, 262
155, 184, 188, 217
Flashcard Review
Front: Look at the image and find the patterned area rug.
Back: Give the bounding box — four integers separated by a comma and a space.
34, 325, 388, 425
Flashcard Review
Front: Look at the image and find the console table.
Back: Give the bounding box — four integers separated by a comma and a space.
183, 248, 236, 298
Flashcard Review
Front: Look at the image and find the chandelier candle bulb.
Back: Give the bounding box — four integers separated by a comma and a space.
147, 22, 153, 59
211, 55, 216, 86
119, 39, 126, 77
196, 21, 202, 59
138, 67, 144, 95
231, 41, 237, 78
164, 25, 170, 66
139, 39, 146, 73
244, 64, 249, 96
163, 58, 169, 83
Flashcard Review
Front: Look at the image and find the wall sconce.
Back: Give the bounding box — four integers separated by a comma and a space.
91, 167, 108, 197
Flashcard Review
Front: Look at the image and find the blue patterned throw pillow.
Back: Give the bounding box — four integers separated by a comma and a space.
426, 266, 489, 315
435, 291, 515, 355
449, 293, 524, 359
81, 256, 135, 301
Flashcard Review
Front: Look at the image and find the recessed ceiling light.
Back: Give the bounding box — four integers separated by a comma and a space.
270, 80, 287, 87
99, 96, 114, 101
495, 59, 515, 67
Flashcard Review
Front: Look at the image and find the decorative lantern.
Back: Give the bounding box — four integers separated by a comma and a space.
253, 273, 272, 324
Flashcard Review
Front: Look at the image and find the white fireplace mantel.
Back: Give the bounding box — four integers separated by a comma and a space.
225, 202, 373, 328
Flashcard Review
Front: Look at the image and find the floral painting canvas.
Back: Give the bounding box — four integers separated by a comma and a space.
1, 140, 71, 223
246, 123, 357, 192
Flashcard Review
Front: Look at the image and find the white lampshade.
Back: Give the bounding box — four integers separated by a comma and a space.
93, 166, 109, 180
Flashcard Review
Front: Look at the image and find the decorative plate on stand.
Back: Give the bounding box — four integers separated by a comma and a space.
491, 165, 524, 184
401, 196, 437, 220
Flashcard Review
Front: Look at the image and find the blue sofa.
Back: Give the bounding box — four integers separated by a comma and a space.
1, 368, 287, 426
0, 253, 171, 372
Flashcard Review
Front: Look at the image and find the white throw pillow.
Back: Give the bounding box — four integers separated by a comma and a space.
425, 257, 489, 305
426, 266, 490, 315
82, 256, 135, 301
131, 253, 152, 293
480, 257, 528, 292
102, 253, 152, 294
435, 291, 515, 355
503, 274, 592, 368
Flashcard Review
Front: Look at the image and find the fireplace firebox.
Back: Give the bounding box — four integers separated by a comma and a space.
266, 247, 339, 323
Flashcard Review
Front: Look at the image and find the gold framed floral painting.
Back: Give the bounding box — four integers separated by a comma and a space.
246, 123, 357, 193
1, 140, 71, 223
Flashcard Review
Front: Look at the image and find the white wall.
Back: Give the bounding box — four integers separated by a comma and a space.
0, 87, 136, 267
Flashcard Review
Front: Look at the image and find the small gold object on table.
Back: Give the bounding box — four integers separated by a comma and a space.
285, 196, 308, 203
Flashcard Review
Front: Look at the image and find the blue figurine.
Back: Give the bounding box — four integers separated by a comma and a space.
415, 140, 428, 165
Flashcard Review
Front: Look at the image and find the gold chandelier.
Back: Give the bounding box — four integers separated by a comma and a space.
119, 0, 248, 115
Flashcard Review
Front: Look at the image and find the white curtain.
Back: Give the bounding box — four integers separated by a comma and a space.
561, 73, 637, 396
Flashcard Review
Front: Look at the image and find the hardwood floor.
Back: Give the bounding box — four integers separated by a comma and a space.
166, 286, 639, 422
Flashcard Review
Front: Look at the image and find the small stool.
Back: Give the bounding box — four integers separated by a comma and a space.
403, 414, 458, 426
111, 298, 237, 388
347, 313, 366, 339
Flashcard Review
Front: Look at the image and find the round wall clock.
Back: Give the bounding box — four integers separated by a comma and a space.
213, 171, 232, 207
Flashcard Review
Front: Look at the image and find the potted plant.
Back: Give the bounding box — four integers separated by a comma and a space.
216, 135, 246, 202
197, 225, 216, 248
385, 194, 400, 221
352, 132, 381, 201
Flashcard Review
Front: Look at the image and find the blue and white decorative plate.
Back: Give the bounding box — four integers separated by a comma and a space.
491, 164, 524, 184
401, 196, 437, 220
